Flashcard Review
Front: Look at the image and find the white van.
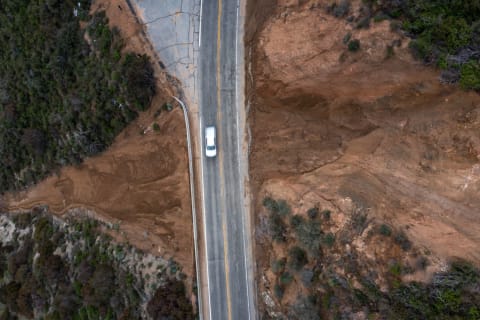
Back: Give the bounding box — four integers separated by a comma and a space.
205, 126, 217, 158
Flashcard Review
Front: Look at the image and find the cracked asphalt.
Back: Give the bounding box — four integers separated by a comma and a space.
132, 0, 201, 105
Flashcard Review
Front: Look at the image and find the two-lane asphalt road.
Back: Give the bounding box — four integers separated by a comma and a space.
199, 0, 256, 319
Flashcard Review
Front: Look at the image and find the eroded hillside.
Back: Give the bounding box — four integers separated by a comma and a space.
247, 0, 480, 318
2, 0, 193, 277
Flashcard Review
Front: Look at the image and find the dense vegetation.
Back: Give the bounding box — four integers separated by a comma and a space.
375, 0, 480, 89
262, 197, 480, 319
330, 0, 480, 89
0, 0, 156, 193
0, 209, 193, 319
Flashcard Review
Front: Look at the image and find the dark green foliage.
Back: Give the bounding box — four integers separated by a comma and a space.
395, 231, 412, 251
321, 209, 331, 220
293, 219, 323, 253
322, 233, 335, 248
379, 224, 392, 236
274, 283, 284, 299
153, 123, 160, 132
387, 261, 480, 319
0, 1, 156, 194
263, 196, 279, 213
277, 200, 292, 216
269, 212, 287, 242
290, 215, 304, 228
348, 39, 361, 52
460, 61, 480, 90
356, 16, 371, 29
280, 272, 294, 285
288, 246, 308, 271
364, 0, 480, 89
147, 279, 194, 320
329, 0, 351, 18
0, 212, 193, 319
307, 207, 319, 220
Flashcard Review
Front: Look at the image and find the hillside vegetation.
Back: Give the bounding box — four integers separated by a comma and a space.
0, 0, 155, 193
261, 198, 480, 320
0, 210, 193, 319
361, 0, 480, 89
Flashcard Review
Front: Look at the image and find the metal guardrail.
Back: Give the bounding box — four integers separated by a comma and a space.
172, 96, 204, 320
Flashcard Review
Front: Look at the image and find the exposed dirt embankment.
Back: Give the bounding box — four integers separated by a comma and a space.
248, 0, 480, 282
4, 0, 193, 276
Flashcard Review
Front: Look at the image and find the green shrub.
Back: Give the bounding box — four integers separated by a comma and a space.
307, 207, 319, 220
280, 272, 294, 285
322, 233, 335, 248
321, 210, 331, 220
290, 215, 304, 228
294, 219, 323, 253
263, 197, 279, 213
394, 231, 412, 251
460, 61, 480, 90
379, 224, 392, 236
273, 283, 284, 299
331, 0, 351, 18
288, 246, 308, 271
269, 213, 286, 243
356, 16, 371, 29
277, 199, 291, 216
152, 123, 160, 132
348, 39, 361, 52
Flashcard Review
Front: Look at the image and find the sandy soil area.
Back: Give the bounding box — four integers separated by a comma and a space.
247, 0, 480, 284
3, 0, 193, 276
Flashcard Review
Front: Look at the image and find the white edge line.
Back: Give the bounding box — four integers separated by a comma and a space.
235, 3, 253, 320
198, 115, 213, 320
199, 0, 203, 48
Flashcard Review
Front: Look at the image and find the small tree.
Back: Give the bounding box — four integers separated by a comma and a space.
280, 272, 294, 286
263, 196, 279, 213
277, 200, 291, 216
288, 246, 308, 271
379, 224, 392, 236
348, 39, 361, 52
307, 207, 319, 220
269, 213, 286, 242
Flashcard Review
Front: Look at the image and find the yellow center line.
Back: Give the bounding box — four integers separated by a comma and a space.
216, 0, 233, 319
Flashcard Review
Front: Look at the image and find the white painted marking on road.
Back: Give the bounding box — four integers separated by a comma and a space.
199, 0, 203, 48
198, 115, 213, 320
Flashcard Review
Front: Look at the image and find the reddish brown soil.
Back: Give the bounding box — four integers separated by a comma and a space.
246, 0, 480, 309
4, 0, 193, 277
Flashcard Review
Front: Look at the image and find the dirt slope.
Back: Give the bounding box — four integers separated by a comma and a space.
248, 0, 480, 277
3, 0, 193, 276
